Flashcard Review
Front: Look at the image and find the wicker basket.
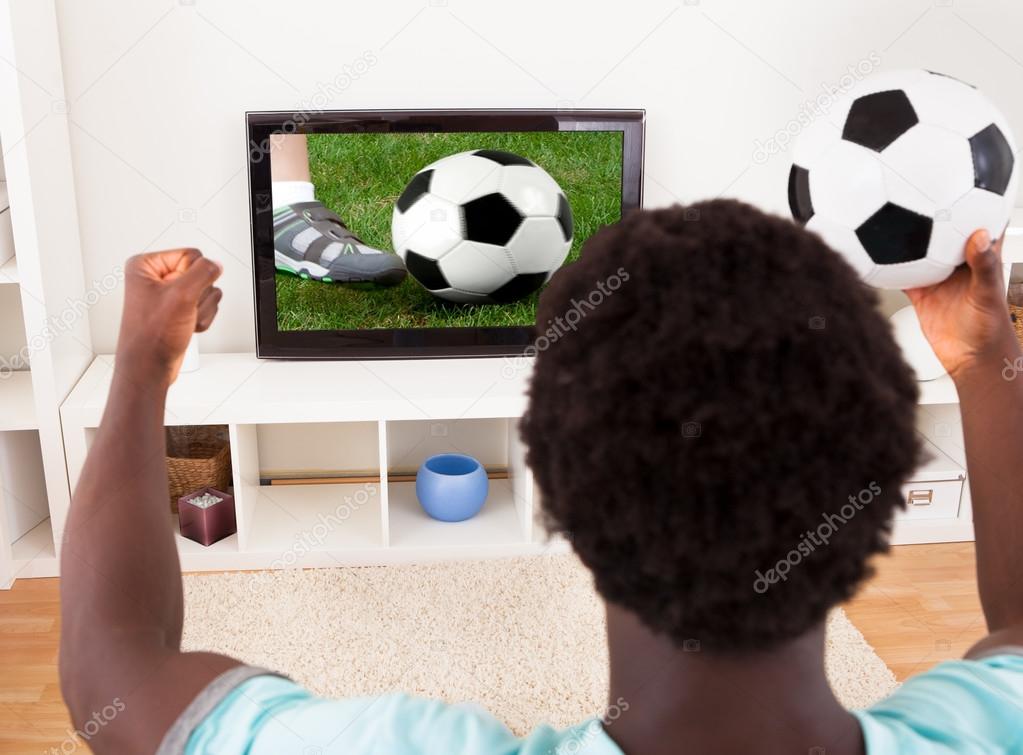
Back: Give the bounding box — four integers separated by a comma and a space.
1008, 283, 1023, 348
1012, 304, 1023, 348
166, 426, 231, 514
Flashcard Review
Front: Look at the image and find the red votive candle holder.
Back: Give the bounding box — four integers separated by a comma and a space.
178, 487, 236, 546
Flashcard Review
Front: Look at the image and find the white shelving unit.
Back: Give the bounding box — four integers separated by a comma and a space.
60, 355, 555, 572
0, 0, 94, 588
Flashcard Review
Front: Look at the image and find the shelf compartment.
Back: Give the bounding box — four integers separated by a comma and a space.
384, 416, 533, 550
231, 421, 386, 555
244, 483, 383, 554
0, 371, 36, 430
2, 429, 55, 582
2, 429, 48, 543
388, 478, 527, 550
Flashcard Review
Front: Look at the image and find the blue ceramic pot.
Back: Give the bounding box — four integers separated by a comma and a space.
415, 453, 489, 522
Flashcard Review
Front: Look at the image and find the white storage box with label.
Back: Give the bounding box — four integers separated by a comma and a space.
898, 439, 965, 522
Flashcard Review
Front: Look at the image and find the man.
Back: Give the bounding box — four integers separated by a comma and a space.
60, 201, 1023, 753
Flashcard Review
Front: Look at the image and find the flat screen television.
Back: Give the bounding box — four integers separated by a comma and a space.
247, 109, 644, 359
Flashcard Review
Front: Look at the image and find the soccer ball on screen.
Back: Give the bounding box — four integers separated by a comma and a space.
391, 149, 574, 304
789, 69, 1018, 289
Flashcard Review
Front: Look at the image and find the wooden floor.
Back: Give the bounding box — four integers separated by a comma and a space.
843, 541, 985, 680
0, 542, 986, 753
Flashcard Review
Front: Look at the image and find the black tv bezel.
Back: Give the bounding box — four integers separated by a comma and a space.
247, 108, 645, 360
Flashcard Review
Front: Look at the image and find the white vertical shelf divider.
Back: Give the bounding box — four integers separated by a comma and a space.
0, 473, 12, 589
55, 425, 91, 546
377, 420, 390, 548
507, 417, 533, 543
229, 423, 259, 551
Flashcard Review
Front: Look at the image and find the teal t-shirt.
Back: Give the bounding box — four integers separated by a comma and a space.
184, 654, 1023, 754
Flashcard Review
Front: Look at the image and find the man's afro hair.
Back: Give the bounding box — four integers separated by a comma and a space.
521, 200, 922, 652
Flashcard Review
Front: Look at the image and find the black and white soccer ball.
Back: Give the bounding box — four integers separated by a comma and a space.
391, 149, 573, 304
789, 69, 1018, 289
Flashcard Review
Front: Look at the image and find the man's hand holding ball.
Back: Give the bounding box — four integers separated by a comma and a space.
906, 230, 1019, 383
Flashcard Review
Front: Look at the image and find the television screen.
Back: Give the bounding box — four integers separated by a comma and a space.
248, 110, 644, 359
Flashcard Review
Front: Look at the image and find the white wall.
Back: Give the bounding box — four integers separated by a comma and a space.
53, 0, 1023, 353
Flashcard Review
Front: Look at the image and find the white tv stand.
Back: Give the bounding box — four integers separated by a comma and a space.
58, 353, 565, 573
52, 346, 985, 579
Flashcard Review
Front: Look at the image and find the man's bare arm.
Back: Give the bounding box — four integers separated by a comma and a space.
956, 338, 1023, 653
908, 231, 1023, 652
59, 249, 241, 754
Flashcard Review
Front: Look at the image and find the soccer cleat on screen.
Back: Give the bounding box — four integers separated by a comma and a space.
273, 201, 407, 286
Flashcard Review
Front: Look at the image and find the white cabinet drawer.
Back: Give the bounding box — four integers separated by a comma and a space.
896, 438, 965, 522
898, 478, 963, 521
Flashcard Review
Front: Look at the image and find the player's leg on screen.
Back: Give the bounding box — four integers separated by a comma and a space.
270, 133, 315, 209
270, 133, 406, 286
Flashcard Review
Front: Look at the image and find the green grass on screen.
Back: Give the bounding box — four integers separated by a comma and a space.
276, 130, 623, 331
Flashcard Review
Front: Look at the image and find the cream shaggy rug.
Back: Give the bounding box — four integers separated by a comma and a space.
181, 554, 898, 736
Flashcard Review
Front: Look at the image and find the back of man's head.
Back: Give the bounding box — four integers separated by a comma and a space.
521, 200, 922, 653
